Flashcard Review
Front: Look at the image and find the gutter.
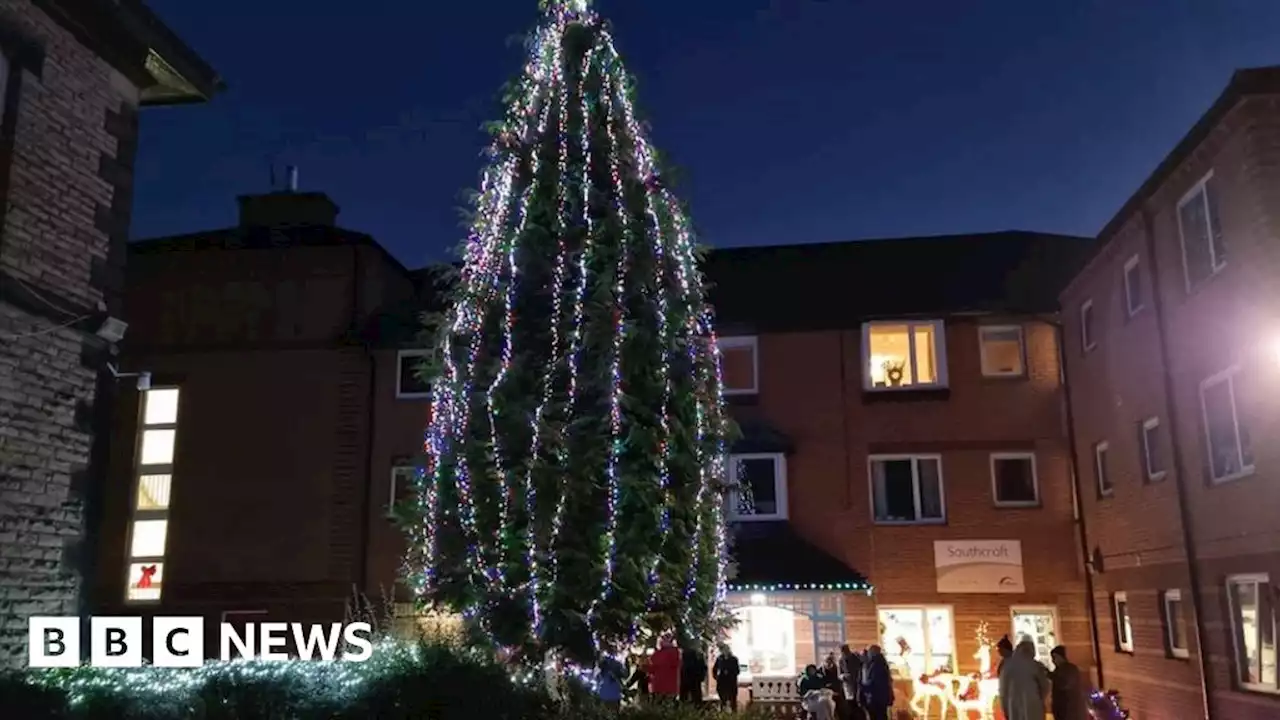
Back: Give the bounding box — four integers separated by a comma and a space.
1138, 207, 1214, 720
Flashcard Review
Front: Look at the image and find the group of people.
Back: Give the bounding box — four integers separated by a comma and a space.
595, 636, 740, 709
797, 644, 895, 720
996, 637, 1091, 720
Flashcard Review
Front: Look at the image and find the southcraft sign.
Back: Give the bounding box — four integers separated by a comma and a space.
933, 540, 1025, 593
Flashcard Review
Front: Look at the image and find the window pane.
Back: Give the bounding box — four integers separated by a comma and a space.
1204, 379, 1243, 479
1233, 581, 1261, 684
136, 474, 172, 510
868, 325, 910, 388
737, 458, 778, 515
1180, 187, 1213, 285
917, 459, 943, 519
1096, 446, 1111, 492
927, 607, 953, 656
1081, 304, 1095, 348
994, 456, 1036, 504
130, 519, 168, 558
143, 389, 179, 426
874, 460, 917, 521
398, 353, 431, 396
720, 343, 757, 393
912, 325, 937, 384
1205, 176, 1227, 267
1126, 264, 1143, 312
981, 328, 1024, 376
879, 608, 926, 678
1142, 423, 1165, 477
126, 562, 163, 602
1168, 598, 1186, 650
140, 429, 176, 466
1262, 584, 1276, 686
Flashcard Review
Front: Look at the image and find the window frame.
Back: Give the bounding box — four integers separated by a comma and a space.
1200, 366, 1254, 484
389, 465, 417, 518
1162, 589, 1190, 659
876, 605, 956, 679
989, 452, 1040, 508
1113, 591, 1134, 653
1226, 573, 1278, 694
1080, 300, 1097, 353
395, 349, 432, 400
861, 320, 949, 392
1095, 441, 1112, 497
978, 324, 1026, 378
1123, 254, 1144, 317
1177, 170, 1227, 291
718, 335, 760, 396
1141, 416, 1166, 482
868, 453, 947, 525
125, 387, 182, 605
726, 452, 788, 522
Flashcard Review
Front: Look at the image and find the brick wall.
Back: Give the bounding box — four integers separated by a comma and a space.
0, 0, 141, 668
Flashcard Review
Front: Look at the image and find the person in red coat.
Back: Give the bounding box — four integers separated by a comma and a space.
649, 636, 682, 702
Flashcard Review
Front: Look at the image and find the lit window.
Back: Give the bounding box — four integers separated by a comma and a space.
1201, 367, 1253, 483
389, 465, 417, 518
1163, 589, 1189, 659
396, 350, 431, 399
1095, 442, 1112, 497
727, 604, 798, 680
719, 336, 758, 396
139, 429, 176, 465
870, 455, 944, 524
126, 387, 181, 603
990, 452, 1038, 507
126, 563, 163, 602
727, 454, 786, 521
979, 325, 1025, 377
1080, 300, 1096, 352
1140, 417, 1166, 482
143, 388, 180, 425
1227, 574, 1278, 693
135, 474, 172, 510
1114, 592, 1134, 653
1177, 172, 1227, 289
129, 519, 168, 558
863, 320, 947, 390
878, 606, 953, 679
1123, 255, 1144, 317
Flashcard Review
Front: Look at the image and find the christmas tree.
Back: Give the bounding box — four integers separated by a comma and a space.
402, 0, 732, 665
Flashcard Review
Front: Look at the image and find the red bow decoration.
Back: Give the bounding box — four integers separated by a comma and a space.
135, 565, 157, 589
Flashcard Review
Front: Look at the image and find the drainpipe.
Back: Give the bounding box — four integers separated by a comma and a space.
1048, 318, 1105, 689
1138, 207, 1214, 720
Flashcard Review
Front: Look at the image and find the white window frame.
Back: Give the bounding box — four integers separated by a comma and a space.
1080, 300, 1097, 352
1141, 417, 1166, 482
877, 605, 956, 678
727, 452, 787, 522
1163, 589, 1189, 659
396, 349, 432, 399
868, 454, 946, 525
125, 387, 181, 605
978, 325, 1026, 378
861, 319, 949, 391
1114, 591, 1134, 653
1123, 254, 1144, 317
1095, 441, 1112, 497
1226, 573, 1278, 694
1200, 366, 1254, 484
990, 452, 1040, 507
1177, 170, 1227, 291
389, 465, 417, 518
718, 335, 759, 396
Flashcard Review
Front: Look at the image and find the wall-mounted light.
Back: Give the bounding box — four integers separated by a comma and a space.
95, 316, 128, 344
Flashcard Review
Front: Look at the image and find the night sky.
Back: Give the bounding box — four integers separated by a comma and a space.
132, 0, 1280, 269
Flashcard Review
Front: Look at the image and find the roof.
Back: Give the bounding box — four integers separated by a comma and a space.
34, 0, 222, 104
704, 231, 1091, 333
727, 521, 870, 592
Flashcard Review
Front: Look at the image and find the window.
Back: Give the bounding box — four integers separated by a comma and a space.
396, 350, 432, 399
1163, 590, 1189, 659
1095, 442, 1112, 497
728, 605, 798, 680
126, 388, 181, 603
979, 325, 1025, 377
863, 320, 947, 390
389, 466, 417, 518
878, 606, 954, 679
719, 336, 759, 395
1080, 300, 1097, 352
990, 453, 1039, 507
1113, 592, 1134, 653
870, 455, 945, 524
1178, 172, 1227, 289
1141, 417, 1166, 482
1201, 368, 1254, 483
1123, 255, 1144, 316
727, 454, 787, 521
1227, 574, 1278, 693
1011, 607, 1059, 667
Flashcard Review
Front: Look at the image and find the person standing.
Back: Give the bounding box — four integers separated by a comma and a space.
626, 654, 651, 704
597, 655, 627, 710
1048, 645, 1090, 720
998, 639, 1049, 720
649, 637, 681, 705
838, 644, 863, 719
679, 645, 708, 705
713, 646, 742, 711
859, 645, 894, 720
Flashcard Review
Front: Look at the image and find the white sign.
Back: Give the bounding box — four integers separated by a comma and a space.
934, 540, 1025, 593
28, 617, 373, 668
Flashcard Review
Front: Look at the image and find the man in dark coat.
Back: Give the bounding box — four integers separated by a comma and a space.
713, 646, 741, 711
679, 646, 707, 705
859, 645, 894, 720
1049, 645, 1090, 720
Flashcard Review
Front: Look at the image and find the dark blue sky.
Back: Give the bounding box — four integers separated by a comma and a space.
134, 0, 1280, 268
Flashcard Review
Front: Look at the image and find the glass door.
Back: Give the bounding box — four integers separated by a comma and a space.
1011, 606, 1058, 666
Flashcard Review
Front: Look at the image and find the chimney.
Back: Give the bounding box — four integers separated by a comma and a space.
237, 191, 340, 228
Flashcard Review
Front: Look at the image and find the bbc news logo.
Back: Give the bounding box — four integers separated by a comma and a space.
29, 617, 374, 668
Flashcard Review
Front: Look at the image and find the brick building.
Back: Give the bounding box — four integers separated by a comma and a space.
1061, 66, 1280, 720
0, 0, 217, 666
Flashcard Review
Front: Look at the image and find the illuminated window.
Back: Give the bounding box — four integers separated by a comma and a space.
1177, 171, 1227, 290
878, 606, 954, 679
396, 350, 431, 399
719, 336, 758, 395
979, 325, 1025, 377
126, 388, 181, 603
728, 605, 798, 680
1227, 574, 1278, 693
862, 320, 947, 391
726, 454, 786, 521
